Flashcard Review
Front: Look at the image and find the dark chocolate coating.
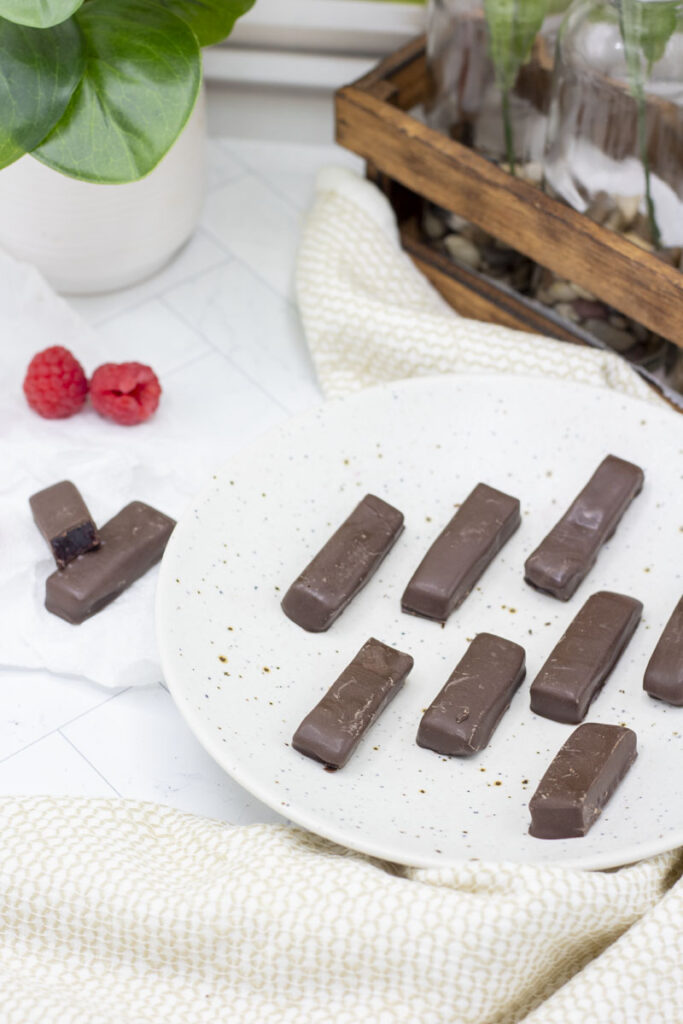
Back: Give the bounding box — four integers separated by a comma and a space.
401, 483, 521, 622
45, 501, 175, 624
529, 723, 637, 839
292, 638, 413, 769
281, 494, 404, 632
30, 480, 100, 568
530, 591, 642, 724
644, 596, 683, 706
524, 454, 644, 601
417, 633, 526, 756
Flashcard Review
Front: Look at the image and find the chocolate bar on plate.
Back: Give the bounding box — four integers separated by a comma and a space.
292, 638, 413, 769
417, 633, 526, 756
644, 596, 683, 706
30, 480, 99, 568
46, 501, 175, 624
281, 494, 404, 632
529, 723, 637, 839
524, 454, 644, 601
402, 483, 521, 622
530, 591, 642, 724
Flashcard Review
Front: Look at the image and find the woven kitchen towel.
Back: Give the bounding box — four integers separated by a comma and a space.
296, 167, 663, 405
0, 797, 680, 1024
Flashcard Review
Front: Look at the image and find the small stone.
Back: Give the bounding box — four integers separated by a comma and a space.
544, 279, 580, 303
631, 213, 654, 244
481, 245, 523, 272
460, 223, 490, 247
573, 283, 598, 301
554, 302, 581, 323
671, 351, 683, 393
423, 208, 447, 241
519, 161, 544, 185
604, 209, 627, 233
609, 314, 629, 330
575, 299, 609, 320
445, 211, 471, 233
623, 231, 654, 253
584, 318, 636, 353
657, 247, 682, 268
586, 191, 616, 225
443, 233, 481, 270
615, 195, 641, 229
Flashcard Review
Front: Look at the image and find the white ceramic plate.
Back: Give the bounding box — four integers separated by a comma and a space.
157, 375, 683, 869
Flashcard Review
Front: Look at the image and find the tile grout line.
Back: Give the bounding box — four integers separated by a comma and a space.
199, 219, 300, 311
0, 686, 133, 768
159, 296, 293, 415
79, 242, 235, 328
58, 731, 123, 797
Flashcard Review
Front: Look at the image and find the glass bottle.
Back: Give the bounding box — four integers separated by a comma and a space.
544, 0, 683, 254
426, 0, 572, 173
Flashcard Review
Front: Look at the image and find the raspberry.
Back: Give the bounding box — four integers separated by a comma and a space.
90, 362, 161, 426
23, 346, 89, 419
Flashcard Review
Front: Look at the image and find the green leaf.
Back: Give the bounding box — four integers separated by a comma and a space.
0, 17, 84, 169
33, 0, 201, 183
622, 0, 679, 71
483, 0, 548, 93
153, 0, 255, 47
0, 0, 84, 29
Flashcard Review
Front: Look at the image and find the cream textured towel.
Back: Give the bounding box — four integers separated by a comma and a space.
296, 168, 663, 405
1, 170, 681, 1024
0, 798, 680, 1024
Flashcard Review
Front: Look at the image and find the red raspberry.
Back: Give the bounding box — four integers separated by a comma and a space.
23, 346, 88, 419
90, 362, 161, 426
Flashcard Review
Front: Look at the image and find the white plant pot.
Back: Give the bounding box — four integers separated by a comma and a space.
0, 87, 206, 295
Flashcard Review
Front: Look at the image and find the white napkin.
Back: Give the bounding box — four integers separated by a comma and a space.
0, 252, 206, 688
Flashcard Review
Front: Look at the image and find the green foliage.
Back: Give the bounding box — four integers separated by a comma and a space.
0, 17, 83, 168
156, 0, 254, 47
483, 0, 548, 94
0, 0, 84, 29
0, 0, 254, 182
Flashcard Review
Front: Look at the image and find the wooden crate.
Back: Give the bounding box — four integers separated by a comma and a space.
334, 35, 683, 355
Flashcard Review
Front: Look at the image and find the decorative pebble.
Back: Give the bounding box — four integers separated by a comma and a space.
584, 319, 636, 353
443, 233, 481, 270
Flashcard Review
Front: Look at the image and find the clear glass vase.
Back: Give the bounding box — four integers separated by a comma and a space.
426, 0, 571, 173
544, 0, 683, 255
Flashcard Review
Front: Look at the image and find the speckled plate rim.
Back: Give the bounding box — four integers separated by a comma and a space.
156, 373, 683, 870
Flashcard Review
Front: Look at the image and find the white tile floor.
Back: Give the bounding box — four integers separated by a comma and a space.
1, 138, 361, 825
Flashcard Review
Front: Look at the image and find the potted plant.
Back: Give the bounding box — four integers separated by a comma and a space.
0, 0, 254, 293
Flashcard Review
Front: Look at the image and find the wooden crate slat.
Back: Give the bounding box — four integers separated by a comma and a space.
335, 51, 683, 350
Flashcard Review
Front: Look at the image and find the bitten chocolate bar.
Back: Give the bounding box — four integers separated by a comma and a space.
417, 633, 526, 756
281, 494, 404, 632
401, 483, 520, 622
292, 638, 413, 769
530, 591, 642, 724
529, 723, 637, 839
524, 454, 644, 601
30, 480, 100, 568
45, 501, 175, 624
644, 596, 683, 706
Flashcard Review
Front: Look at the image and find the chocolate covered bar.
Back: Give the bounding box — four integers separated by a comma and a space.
401, 483, 520, 622
529, 723, 637, 839
417, 633, 526, 756
530, 591, 642, 724
30, 480, 100, 568
281, 494, 404, 632
292, 638, 413, 769
524, 454, 644, 601
644, 596, 683, 706
45, 501, 175, 624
